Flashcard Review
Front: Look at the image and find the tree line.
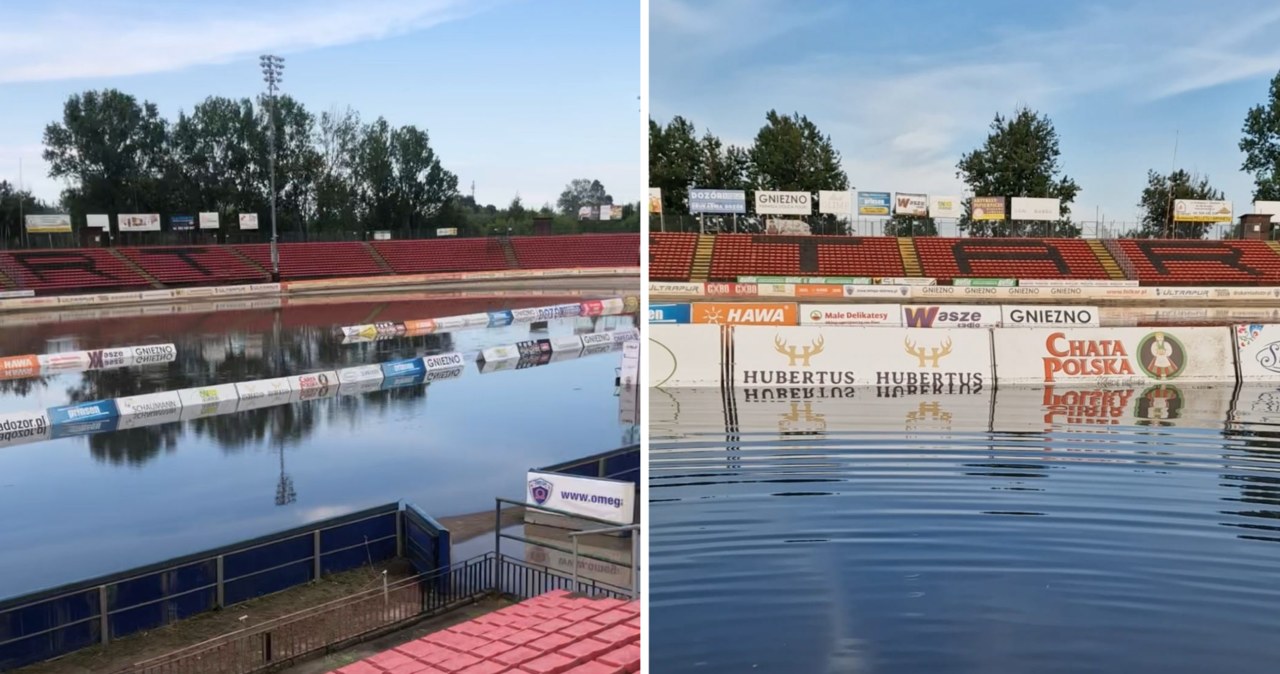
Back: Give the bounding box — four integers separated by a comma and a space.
0, 89, 637, 245
651, 68, 1280, 239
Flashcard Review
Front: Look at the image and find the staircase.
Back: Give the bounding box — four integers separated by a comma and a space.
897, 237, 921, 277
229, 246, 271, 278
109, 249, 163, 288
1266, 240, 1280, 257
0, 265, 15, 290
499, 237, 520, 269
1088, 239, 1128, 280
361, 242, 395, 274
689, 234, 715, 281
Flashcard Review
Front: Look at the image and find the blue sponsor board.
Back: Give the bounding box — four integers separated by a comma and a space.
648, 303, 690, 324
170, 215, 195, 231
51, 417, 120, 439
380, 358, 426, 378
487, 310, 514, 327
381, 372, 426, 390
48, 400, 119, 425
857, 191, 892, 216
688, 188, 747, 214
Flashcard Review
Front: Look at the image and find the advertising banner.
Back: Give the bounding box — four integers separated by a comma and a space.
580, 333, 616, 349
423, 352, 467, 371
130, 343, 177, 366
929, 195, 962, 219
649, 188, 663, 213
424, 366, 464, 383
818, 190, 853, 215
691, 302, 797, 326
800, 304, 902, 326
170, 215, 195, 231
732, 326, 993, 390
0, 355, 40, 381
25, 214, 72, 234
115, 391, 183, 429
764, 218, 810, 235
38, 351, 91, 374
235, 377, 292, 400
732, 387, 993, 436
755, 191, 812, 216
900, 305, 1001, 328
619, 341, 640, 387
756, 283, 797, 297
1234, 324, 1280, 382
199, 212, 220, 230
526, 470, 635, 525
380, 359, 425, 379
176, 384, 240, 408
487, 310, 514, 327
290, 371, 336, 392
482, 345, 521, 362
609, 327, 640, 343
381, 371, 426, 390
992, 327, 1235, 384
857, 191, 892, 216
704, 282, 759, 298
795, 285, 845, 299
881, 277, 937, 286
648, 282, 705, 297
739, 276, 867, 285
971, 197, 1006, 220
1254, 200, 1280, 224
51, 417, 119, 439
239, 214, 260, 230
650, 324, 723, 387
0, 411, 51, 449
894, 193, 928, 216
1001, 305, 1100, 327
993, 384, 1234, 432
688, 188, 747, 214
48, 400, 119, 425
337, 365, 385, 384
549, 335, 585, 352
1173, 199, 1232, 223
1010, 197, 1061, 221
648, 303, 691, 324
599, 298, 626, 315
118, 213, 161, 232
577, 206, 595, 220
86, 214, 109, 229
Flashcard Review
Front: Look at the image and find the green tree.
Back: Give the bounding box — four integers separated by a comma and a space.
1241, 69, 1280, 201
956, 107, 1080, 237
0, 181, 52, 244
170, 96, 262, 221
698, 132, 750, 190
352, 117, 457, 235
259, 95, 323, 237
1134, 169, 1224, 239
747, 110, 848, 191
648, 116, 702, 214
883, 214, 938, 237
557, 179, 613, 217
314, 106, 362, 233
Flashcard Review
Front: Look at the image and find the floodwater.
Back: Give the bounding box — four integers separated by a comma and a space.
0, 287, 637, 599
650, 383, 1280, 673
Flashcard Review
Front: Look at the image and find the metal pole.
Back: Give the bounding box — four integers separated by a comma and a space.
630, 531, 639, 600
571, 536, 580, 592
261, 54, 284, 281
493, 500, 501, 591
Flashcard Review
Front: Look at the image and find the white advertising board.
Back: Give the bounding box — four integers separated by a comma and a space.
199, 212, 220, 230
1254, 200, 1280, 224
1001, 305, 1100, 327
337, 365, 384, 384
128, 343, 178, 366
1234, 324, 1280, 382
289, 371, 337, 398
799, 304, 902, 326
818, 190, 853, 215
1010, 197, 1061, 220
239, 214, 260, 230
86, 214, 109, 229
482, 345, 520, 362
733, 326, 993, 391
526, 470, 634, 525
756, 283, 796, 298
235, 377, 293, 399
755, 190, 812, 216
900, 305, 1000, 328
118, 213, 161, 232
550, 335, 585, 352
1173, 199, 1232, 223
620, 341, 640, 386
116, 391, 184, 429
650, 324, 722, 387
38, 351, 91, 373
732, 386, 993, 436
929, 195, 962, 219
648, 282, 705, 297
0, 411, 51, 449
842, 285, 914, 299
992, 384, 1234, 433
893, 193, 928, 217
177, 384, 240, 408
991, 327, 1235, 385
423, 352, 467, 371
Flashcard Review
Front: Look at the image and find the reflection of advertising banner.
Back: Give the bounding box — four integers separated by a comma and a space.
25, 214, 73, 233
648, 188, 662, 213
732, 326, 993, 389
648, 303, 691, 324
650, 324, 722, 387
992, 327, 1235, 384
691, 302, 797, 326
755, 191, 812, 215
1173, 199, 1232, 223
688, 188, 747, 214
971, 197, 1006, 220
901, 305, 1001, 328
238, 213, 259, 230
0, 411, 51, 449
423, 352, 466, 371
86, 214, 109, 229
857, 191, 891, 216
1001, 305, 1100, 327
523, 523, 633, 588
526, 470, 634, 525
0, 355, 40, 381
818, 190, 852, 215
992, 384, 1233, 432
118, 213, 161, 232
1010, 197, 1060, 221
893, 193, 928, 217
799, 303, 902, 326
1234, 324, 1280, 382
764, 219, 810, 235
170, 215, 195, 231
199, 212, 220, 230
381, 359, 426, 378
620, 341, 640, 386
436, 227, 458, 236
929, 195, 962, 219
732, 387, 994, 436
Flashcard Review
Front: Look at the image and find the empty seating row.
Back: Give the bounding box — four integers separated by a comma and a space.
372, 238, 509, 274
119, 246, 269, 285
707, 234, 904, 280
233, 242, 386, 279
0, 249, 151, 292
1115, 239, 1280, 285
511, 234, 639, 269
649, 232, 698, 281
915, 237, 1111, 281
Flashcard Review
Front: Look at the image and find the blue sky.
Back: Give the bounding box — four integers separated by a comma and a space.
651, 0, 1280, 232
0, 0, 641, 210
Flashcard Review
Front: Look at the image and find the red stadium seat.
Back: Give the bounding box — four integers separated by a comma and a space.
0, 249, 151, 292
373, 238, 509, 274
1115, 239, 1280, 285
649, 232, 698, 281
706, 234, 905, 281
915, 237, 1112, 282
119, 246, 269, 285
233, 242, 385, 280
509, 234, 639, 269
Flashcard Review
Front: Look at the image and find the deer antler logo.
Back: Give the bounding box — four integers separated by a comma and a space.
904, 336, 953, 368
774, 334, 824, 366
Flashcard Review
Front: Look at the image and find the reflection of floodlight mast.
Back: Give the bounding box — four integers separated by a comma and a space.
259, 54, 285, 281
275, 445, 296, 506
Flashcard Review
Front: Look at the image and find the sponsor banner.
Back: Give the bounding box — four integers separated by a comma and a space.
84, 347, 131, 370
1173, 199, 1232, 223
818, 190, 853, 215
901, 305, 1000, 328
954, 278, 1018, 287
236, 388, 293, 412
423, 352, 467, 371
403, 318, 436, 335
340, 324, 379, 343
732, 326, 993, 390
881, 277, 936, 286
1234, 324, 1280, 382
482, 345, 521, 362
131, 343, 177, 366
1093, 286, 1157, 300
0, 411, 51, 448
118, 213, 161, 232
433, 314, 489, 331
649, 188, 663, 213
755, 190, 812, 215
549, 335, 585, 353
733, 387, 994, 436
38, 351, 92, 373
337, 378, 384, 397
765, 217, 811, 235
380, 359, 426, 378
620, 341, 640, 386
993, 384, 1233, 432
1010, 197, 1061, 221
52, 417, 120, 439
757, 283, 797, 298
48, 399, 120, 425
86, 214, 109, 229
436, 227, 458, 237
688, 188, 747, 214
795, 284, 845, 299
176, 384, 240, 408
1017, 279, 1135, 287
739, 276, 869, 285
381, 370, 427, 390
648, 303, 691, 324
0, 355, 40, 381
239, 214, 260, 230
487, 310, 514, 327
199, 212, 220, 230
511, 308, 538, 322
650, 324, 722, 387
929, 195, 962, 219
525, 539, 633, 590
580, 300, 605, 317
479, 358, 519, 374
800, 304, 902, 326
971, 196, 1006, 221
517, 339, 554, 358
25, 214, 73, 234
704, 282, 758, 298
580, 332, 616, 349
992, 327, 1234, 385
894, 192, 928, 216
526, 470, 634, 525
843, 285, 913, 299
115, 391, 183, 429
1254, 200, 1280, 224
0, 290, 33, 298
337, 365, 384, 384
610, 328, 640, 343
599, 298, 625, 315
170, 215, 195, 231
1001, 305, 1100, 327
234, 377, 293, 400
582, 340, 623, 357
691, 302, 797, 326
857, 191, 891, 216
290, 371, 337, 392
373, 321, 405, 337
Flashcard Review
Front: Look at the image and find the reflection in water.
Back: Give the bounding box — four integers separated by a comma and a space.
651, 384, 1280, 673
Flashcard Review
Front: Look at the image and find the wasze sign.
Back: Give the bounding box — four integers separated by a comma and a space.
991, 327, 1234, 384
900, 305, 999, 328
732, 326, 992, 391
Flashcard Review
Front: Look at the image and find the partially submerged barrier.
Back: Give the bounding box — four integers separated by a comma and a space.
0, 342, 177, 382
337, 295, 638, 344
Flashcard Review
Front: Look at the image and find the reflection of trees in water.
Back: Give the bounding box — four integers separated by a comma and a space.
0, 377, 47, 397
1221, 430, 1280, 543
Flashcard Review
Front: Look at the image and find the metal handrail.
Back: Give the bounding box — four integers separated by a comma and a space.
568, 524, 640, 599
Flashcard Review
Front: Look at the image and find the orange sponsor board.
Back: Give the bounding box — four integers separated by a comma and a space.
0, 355, 39, 381
403, 319, 437, 335
691, 302, 797, 325
795, 284, 845, 298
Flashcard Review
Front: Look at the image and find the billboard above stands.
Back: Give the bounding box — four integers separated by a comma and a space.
688, 188, 747, 214
929, 195, 962, 219
118, 213, 161, 232
691, 302, 797, 326
650, 324, 722, 387
86, 214, 109, 229
894, 193, 928, 217
993, 384, 1234, 433
818, 190, 852, 215
648, 303, 691, 324
170, 215, 195, 231
647, 282, 704, 297
971, 197, 1006, 220
649, 188, 663, 214
857, 191, 891, 216
1001, 305, 1101, 327
239, 213, 260, 230
901, 305, 1001, 328
800, 303, 902, 326
436, 227, 458, 236
732, 326, 993, 390
0, 411, 51, 449
1254, 200, 1280, 224
526, 470, 634, 525
764, 218, 810, 235
1173, 199, 1232, 222
755, 191, 812, 216
953, 278, 1017, 287
739, 276, 867, 285
732, 386, 994, 436
25, 214, 72, 233
1010, 197, 1061, 221
992, 327, 1236, 385
199, 212, 220, 229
